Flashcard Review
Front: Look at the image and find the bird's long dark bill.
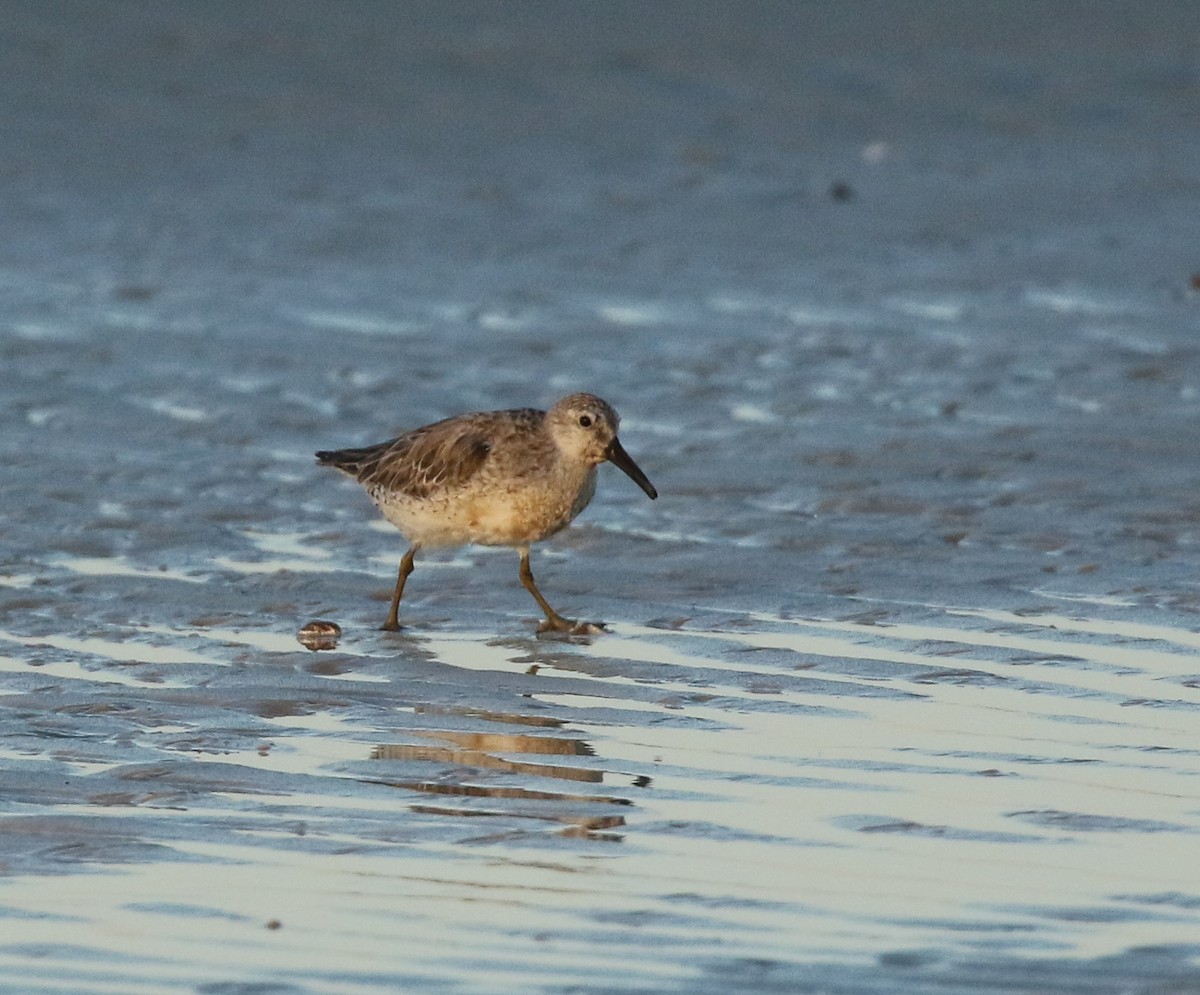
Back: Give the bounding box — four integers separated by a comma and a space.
606, 438, 658, 500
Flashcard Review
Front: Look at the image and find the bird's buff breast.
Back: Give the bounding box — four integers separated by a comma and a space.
373, 468, 597, 548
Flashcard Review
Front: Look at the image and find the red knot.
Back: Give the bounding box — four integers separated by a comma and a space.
316, 393, 657, 633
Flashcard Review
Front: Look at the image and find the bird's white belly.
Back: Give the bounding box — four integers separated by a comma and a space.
375, 469, 595, 549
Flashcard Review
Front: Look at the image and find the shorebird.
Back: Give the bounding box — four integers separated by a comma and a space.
316, 393, 657, 634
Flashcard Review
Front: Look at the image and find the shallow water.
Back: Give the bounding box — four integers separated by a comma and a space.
3, 2, 1200, 993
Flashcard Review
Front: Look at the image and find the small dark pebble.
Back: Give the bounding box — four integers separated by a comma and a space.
297, 619, 342, 651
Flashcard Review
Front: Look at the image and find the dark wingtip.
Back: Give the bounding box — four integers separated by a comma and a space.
315, 449, 352, 469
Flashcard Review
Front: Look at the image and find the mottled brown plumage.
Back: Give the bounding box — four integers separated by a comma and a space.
316, 393, 657, 633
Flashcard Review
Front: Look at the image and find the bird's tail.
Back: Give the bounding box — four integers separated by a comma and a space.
315, 446, 377, 475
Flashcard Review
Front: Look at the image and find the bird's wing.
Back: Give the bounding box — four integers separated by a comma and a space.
376, 422, 495, 498
318, 418, 500, 499
317, 408, 551, 498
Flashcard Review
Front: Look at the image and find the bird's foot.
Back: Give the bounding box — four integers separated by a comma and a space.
537, 615, 606, 637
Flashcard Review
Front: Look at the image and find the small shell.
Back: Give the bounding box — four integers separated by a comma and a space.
297, 619, 342, 651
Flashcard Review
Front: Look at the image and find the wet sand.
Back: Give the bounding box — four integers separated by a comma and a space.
2, 2, 1200, 992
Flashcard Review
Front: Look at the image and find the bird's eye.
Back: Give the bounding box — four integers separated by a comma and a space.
578, 414, 593, 428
